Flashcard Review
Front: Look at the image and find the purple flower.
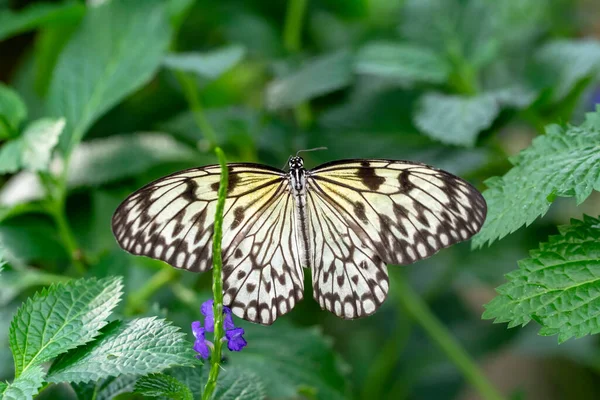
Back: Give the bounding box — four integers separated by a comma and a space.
201, 300, 236, 332
225, 327, 247, 352
191, 321, 210, 359
191, 299, 247, 359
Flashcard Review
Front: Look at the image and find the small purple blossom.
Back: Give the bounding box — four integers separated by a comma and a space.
225, 327, 247, 352
191, 299, 247, 359
191, 321, 210, 359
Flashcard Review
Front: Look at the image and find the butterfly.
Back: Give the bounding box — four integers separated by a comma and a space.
112, 156, 486, 325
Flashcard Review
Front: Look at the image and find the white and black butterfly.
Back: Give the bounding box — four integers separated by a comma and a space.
112, 157, 486, 325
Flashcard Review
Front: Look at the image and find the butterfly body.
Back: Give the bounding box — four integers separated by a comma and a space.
112, 157, 486, 325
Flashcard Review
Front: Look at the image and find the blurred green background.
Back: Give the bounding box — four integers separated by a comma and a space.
2, 0, 600, 399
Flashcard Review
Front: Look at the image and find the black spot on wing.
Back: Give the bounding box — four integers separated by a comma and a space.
210, 166, 241, 194
357, 166, 385, 191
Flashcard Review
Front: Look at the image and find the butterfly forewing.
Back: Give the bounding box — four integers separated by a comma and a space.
112, 164, 286, 270
309, 160, 486, 265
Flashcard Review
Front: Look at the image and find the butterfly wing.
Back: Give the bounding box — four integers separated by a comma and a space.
112, 163, 304, 324
307, 159, 486, 318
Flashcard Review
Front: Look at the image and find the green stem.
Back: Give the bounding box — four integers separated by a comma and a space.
50, 201, 85, 275
174, 70, 218, 147
361, 318, 413, 400
125, 267, 179, 316
283, 0, 313, 129
283, 0, 308, 53
391, 272, 504, 400
202, 147, 228, 400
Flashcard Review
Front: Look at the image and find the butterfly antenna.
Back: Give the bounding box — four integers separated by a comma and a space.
281, 155, 292, 170
296, 147, 328, 157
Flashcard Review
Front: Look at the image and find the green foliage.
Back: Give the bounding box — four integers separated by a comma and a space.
414, 93, 499, 146
266, 51, 353, 109
47, 0, 172, 156
0, 365, 44, 400
535, 39, 600, 101
47, 318, 195, 383
164, 45, 247, 81
0, 2, 84, 42
67, 133, 200, 187
0, 83, 26, 139
484, 216, 600, 343
474, 107, 600, 247
2, 0, 600, 398
135, 373, 193, 400
0, 118, 65, 173
354, 42, 450, 84
72, 376, 138, 400
229, 322, 349, 400
9, 276, 123, 377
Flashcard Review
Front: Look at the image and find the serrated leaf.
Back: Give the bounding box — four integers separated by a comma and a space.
47, 317, 196, 383
0, 2, 84, 41
164, 45, 246, 81
0, 365, 44, 400
135, 373, 193, 400
535, 39, 600, 101
67, 133, 199, 187
228, 322, 349, 400
483, 216, 600, 343
213, 368, 266, 400
46, 0, 172, 156
473, 107, 600, 247
414, 92, 499, 146
72, 375, 138, 400
0, 83, 27, 139
266, 51, 353, 109
354, 41, 450, 84
9, 276, 123, 377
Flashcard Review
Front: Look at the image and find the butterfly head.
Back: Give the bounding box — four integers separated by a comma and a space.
289, 156, 304, 170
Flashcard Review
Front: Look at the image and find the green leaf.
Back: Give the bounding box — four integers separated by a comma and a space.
72, 376, 138, 400
67, 133, 199, 187
483, 215, 600, 343
46, 0, 172, 156
0, 118, 65, 174
164, 45, 246, 81
166, 365, 266, 400
0, 365, 44, 400
534, 39, 600, 101
266, 51, 353, 109
229, 322, 349, 400
213, 368, 266, 400
0, 2, 84, 41
9, 276, 123, 377
0, 83, 27, 139
413, 92, 499, 146
47, 317, 196, 383
135, 373, 193, 400
354, 41, 450, 84
473, 107, 600, 247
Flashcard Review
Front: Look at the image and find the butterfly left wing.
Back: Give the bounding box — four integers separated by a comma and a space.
112, 163, 305, 325
306, 159, 486, 318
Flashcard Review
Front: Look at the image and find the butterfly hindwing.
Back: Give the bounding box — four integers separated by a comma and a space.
222, 187, 304, 325
308, 189, 389, 319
